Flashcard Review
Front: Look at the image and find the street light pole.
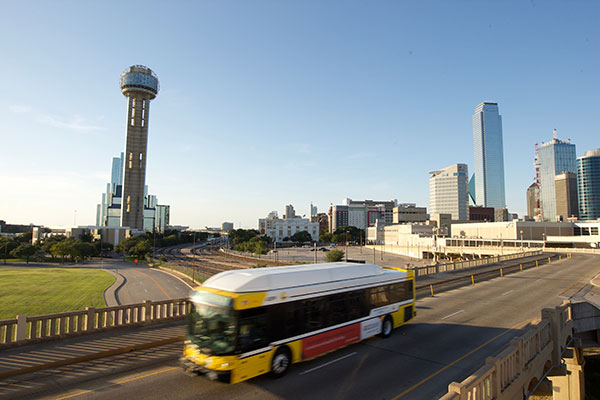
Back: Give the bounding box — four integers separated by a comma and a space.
520, 230, 523, 251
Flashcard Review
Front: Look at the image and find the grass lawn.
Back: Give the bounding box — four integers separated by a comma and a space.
0, 268, 115, 320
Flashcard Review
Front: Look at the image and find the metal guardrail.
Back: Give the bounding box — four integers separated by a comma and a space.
412, 250, 543, 277
0, 298, 190, 348
416, 253, 567, 298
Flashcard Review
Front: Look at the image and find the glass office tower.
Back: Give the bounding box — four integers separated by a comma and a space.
538, 134, 576, 221
577, 148, 600, 221
472, 102, 506, 209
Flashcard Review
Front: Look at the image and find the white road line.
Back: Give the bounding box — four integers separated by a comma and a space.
535, 279, 543, 283
299, 352, 357, 375
441, 310, 465, 320
501, 290, 514, 296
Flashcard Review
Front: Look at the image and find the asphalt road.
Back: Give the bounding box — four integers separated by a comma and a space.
100, 260, 191, 305
33, 254, 600, 400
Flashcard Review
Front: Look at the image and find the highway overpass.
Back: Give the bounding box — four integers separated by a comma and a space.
0, 253, 598, 399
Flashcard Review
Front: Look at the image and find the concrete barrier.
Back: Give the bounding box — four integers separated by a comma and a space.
439, 302, 574, 400
0, 298, 190, 349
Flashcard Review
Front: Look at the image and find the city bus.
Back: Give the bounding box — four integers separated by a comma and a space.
181, 262, 416, 383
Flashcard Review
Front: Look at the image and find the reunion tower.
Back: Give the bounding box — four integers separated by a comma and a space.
119, 65, 159, 230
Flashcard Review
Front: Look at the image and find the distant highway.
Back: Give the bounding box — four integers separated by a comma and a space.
36, 253, 600, 400
100, 260, 191, 306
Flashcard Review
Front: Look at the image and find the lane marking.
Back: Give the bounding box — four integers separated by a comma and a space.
441, 310, 464, 320
501, 290, 514, 296
137, 270, 172, 299
54, 367, 179, 400
392, 319, 532, 399
557, 274, 591, 296
299, 352, 357, 376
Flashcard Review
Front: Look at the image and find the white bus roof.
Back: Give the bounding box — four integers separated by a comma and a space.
201, 262, 407, 293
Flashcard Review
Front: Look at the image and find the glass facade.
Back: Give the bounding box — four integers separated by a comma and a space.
538, 138, 576, 221
472, 103, 506, 209
121, 72, 159, 93
577, 149, 600, 221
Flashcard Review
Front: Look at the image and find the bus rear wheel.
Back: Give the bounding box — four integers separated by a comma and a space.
381, 315, 393, 338
271, 347, 291, 378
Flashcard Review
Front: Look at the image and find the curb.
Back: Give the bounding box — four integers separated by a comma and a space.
0, 336, 184, 380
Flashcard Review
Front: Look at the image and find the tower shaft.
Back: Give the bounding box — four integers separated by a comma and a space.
121, 95, 152, 230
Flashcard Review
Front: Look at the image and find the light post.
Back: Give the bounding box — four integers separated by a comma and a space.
520, 230, 524, 251
542, 233, 546, 249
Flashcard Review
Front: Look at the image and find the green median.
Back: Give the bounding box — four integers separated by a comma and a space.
0, 268, 115, 320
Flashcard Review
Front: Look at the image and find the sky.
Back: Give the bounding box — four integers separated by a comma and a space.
0, 1, 598, 229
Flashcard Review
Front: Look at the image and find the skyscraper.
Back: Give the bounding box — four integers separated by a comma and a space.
472, 102, 506, 209
577, 148, 600, 221
554, 172, 578, 220
120, 65, 159, 231
538, 131, 576, 221
429, 164, 469, 220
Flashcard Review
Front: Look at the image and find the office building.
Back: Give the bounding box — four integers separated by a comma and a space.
538, 131, 576, 221
526, 183, 539, 221
284, 204, 296, 219
577, 148, 600, 221
429, 163, 469, 220
554, 172, 578, 221
120, 65, 159, 231
328, 203, 386, 233
96, 153, 169, 232
472, 102, 506, 209
310, 213, 329, 235
393, 204, 429, 223
221, 222, 234, 232
469, 206, 495, 222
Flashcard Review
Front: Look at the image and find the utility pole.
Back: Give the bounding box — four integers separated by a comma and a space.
314, 241, 317, 264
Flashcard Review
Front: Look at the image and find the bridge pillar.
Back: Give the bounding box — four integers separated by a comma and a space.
542, 307, 562, 365
548, 347, 585, 400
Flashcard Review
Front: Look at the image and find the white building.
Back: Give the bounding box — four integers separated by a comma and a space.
259, 207, 319, 243
429, 163, 469, 221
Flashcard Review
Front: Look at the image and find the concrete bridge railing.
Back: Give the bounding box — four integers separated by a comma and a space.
0, 298, 191, 349
439, 302, 574, 400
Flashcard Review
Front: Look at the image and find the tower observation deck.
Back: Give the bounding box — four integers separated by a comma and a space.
120, 65, 159, 231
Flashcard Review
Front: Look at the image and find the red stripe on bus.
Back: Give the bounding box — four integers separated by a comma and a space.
301, 323, 361, 359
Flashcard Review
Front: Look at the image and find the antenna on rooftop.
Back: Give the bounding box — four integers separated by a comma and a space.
553, 128, 557, 139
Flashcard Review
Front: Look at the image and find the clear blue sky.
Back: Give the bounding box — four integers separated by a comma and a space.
1, 1, 598, 228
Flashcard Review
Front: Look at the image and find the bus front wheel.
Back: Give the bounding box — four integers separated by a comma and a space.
381, 315, 393, 338
271, 347, 291, 378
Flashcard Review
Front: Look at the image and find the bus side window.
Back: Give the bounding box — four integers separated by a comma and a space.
284, 302, 304, 337
305, 298, 326, 331
328, 293, 346, 326
238, 308, 268, 353
369, 287, 389, 307
347, 289, 368, 319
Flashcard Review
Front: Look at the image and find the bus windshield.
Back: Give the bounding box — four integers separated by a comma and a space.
188, 296, 236, 355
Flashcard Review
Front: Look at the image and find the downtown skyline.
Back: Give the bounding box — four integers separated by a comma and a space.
1, 1, 599, 228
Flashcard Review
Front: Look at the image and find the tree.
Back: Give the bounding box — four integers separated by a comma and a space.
333, 226, 363, 244
320, 232, 333, 244
0, 237, 17, 264
41, 235, 67, 258
15, 232, 32, 244
290, 231, 312, 243
50, 241, 70, 262
80, 232, 94, 243
131, 239, 152, 258
10, 243, 36, 264
325, 249, 345, 262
